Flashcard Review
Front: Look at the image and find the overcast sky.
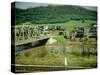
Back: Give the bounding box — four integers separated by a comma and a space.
15, 2, 97, 11
15, 2, 48, 9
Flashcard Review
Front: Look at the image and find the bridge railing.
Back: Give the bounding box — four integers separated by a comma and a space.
12, 25, 50, 45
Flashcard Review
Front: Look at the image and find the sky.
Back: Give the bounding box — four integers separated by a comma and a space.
15, 2, 49, 9
15, 2, 97, 11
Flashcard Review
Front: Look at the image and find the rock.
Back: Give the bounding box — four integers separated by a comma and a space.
46, 37, 57, 44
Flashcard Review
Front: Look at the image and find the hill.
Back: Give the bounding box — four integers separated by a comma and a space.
13, 5, 97, 25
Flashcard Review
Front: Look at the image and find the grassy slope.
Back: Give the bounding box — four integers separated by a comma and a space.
15, 5, 97, 25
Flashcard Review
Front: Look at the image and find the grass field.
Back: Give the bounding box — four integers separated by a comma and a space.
31, 20, 97, 31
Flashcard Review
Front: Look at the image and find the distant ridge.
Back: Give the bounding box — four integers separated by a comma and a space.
13, 5, 97, 25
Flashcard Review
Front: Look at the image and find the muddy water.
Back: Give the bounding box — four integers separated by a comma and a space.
16, 41, 97, 56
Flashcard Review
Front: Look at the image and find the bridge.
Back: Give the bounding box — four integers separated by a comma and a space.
11, 25, 51, 51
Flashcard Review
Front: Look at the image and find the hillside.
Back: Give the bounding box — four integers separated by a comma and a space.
13, 5, 97, 25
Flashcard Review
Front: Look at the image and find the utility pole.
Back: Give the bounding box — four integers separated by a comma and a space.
64, 57, 67, 70
62, 42, 67, 70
